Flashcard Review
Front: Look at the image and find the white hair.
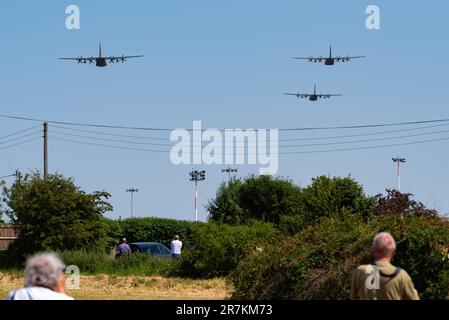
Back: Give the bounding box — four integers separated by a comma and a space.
24, 253, 65, 290
373, 232, 396, 257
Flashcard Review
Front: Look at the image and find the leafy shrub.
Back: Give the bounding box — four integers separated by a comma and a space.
301, 175, 375, 222
177, 221, 279, 278
58, 250, 177, 276
375, 189, 438, 217
208, 175, 304, 225
2, 173, 112, 259
231, 214, 449, 300
119, 217, 196, 248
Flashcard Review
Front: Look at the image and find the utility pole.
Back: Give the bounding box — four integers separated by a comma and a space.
221, 167, 238, 181
392, 156, 406, 192
43, 122, 48, 179
15, 170, 21, 183
126, 188, 139, 218
189, 169, 206, 222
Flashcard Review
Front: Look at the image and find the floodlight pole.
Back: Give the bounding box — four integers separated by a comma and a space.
222, 167, 238, 181
392, 157, 406, 192
190, 169, 206, 222
126, 188, 139, 218
194, 180, 198, 222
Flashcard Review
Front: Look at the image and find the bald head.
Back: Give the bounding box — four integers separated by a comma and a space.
373, 232, 396, 260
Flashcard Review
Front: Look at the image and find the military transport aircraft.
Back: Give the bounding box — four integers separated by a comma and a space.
284, 85, 343, 101
59, 43, 144, 67
293, 46, 365, 66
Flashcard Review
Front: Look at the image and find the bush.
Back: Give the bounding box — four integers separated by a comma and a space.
2, 173, 112, 258
177, 221, 279, 278
301, 175, 375, 222
58, 250, 177, 276
231, 214, 449, 300
119, 217, 196, 248
207, 175, 304, 226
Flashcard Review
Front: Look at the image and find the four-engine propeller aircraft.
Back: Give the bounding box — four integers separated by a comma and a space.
284, 85, 343, 101
59, 43, 144, 67
293, 46, 365, 65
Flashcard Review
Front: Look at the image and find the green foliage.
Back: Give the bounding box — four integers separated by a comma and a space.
231, 214, 449, 300
208, 175, 374, 235
301, 175, 375, 222
119, 217, 195, 248
101, 217, 124, 248
208, 175, 304, 225
375, 189, 438, 217
178, 221, 279, 278
1, 173, 112, 258
57, 250, 177, 276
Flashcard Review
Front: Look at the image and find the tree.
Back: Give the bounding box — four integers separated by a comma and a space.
301, 175, 375, 222
207, 175, 304, 225
1, 173, 112, 256
375, 189, 438, 218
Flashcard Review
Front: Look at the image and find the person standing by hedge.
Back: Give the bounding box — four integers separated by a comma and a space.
171, 235, 183, 260
350, 232, 420, 300
117, 238, 131, 257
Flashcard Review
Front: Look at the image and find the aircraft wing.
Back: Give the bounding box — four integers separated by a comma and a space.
317, 94, 343, 98
284, 93, 309, 98
104, 55, 144, 61
333, 56, 366, 62
59, 57, 97, 63
292, 56, 324, 62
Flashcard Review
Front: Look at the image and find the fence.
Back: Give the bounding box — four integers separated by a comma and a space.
0, 225, 17, 251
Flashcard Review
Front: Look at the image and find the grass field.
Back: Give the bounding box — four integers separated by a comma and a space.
0, 272, 232, 300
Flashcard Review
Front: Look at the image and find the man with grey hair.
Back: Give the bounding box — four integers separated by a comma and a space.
350, 232, 419, 300
6, 253, 74, 300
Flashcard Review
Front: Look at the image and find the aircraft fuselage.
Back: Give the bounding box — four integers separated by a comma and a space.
309, 95, 318, 101
325, 58, 335, 66
96, 58, 107, 67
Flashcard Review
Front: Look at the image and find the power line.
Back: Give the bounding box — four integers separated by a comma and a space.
53, 122, 449, 144
281, 136, 449, 155
0, 173, 16, 179
51, 124, 168, 141
51, 126, 449, 149
0, 125, 41, 141
51, 130, 173, 147
0, 137, 41, 151
0, 131, 42, 146
280, 128, 449, 148
2, 113, 449, 132
51, 137, 169, 153
279, 122, 449, 142
51, 134, 449, 155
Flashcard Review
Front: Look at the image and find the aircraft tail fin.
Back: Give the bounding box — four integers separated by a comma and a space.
99, 43, 102, 57
329, 45, 332, 58
314, 84, 316, 95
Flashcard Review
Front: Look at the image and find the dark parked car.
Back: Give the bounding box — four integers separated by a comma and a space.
129, 242, 172, 259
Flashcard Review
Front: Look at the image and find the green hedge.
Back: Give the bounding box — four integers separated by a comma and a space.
102, 217, 197, 249
231, 215, 449, 300
57, 250, 177, 276
178, 221, 279, 278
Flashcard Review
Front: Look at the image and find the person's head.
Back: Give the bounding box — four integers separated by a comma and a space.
174, 235, 179, 241
122, 238, 127, 244
373, 232, 397, 261
24, 253, 66, 293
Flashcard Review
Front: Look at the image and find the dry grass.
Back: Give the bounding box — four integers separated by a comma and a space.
0, 272, 232, 300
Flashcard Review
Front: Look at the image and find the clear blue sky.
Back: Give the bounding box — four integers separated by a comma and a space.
1, 1, 448, 221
